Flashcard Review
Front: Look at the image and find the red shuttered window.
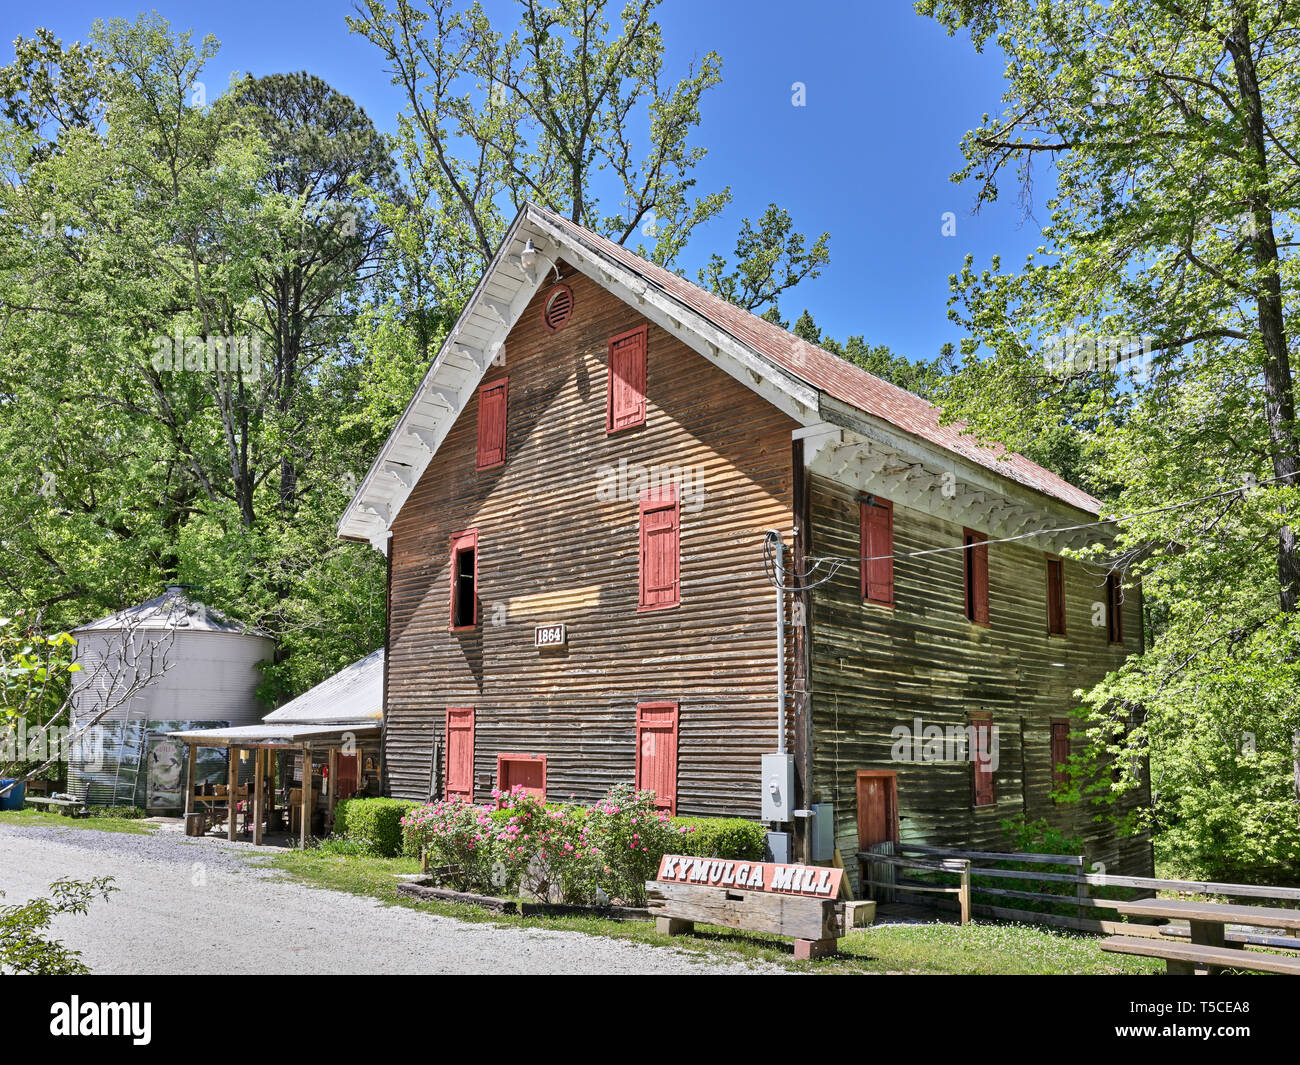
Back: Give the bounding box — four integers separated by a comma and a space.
497, 754, 546, 801
635, 702, 679, 814
1106, 573, 1124, 644
449, 528, 478, 630
445, 708, 475, 799
971, 713, 996, 806
1046, 555, 1066, 635
606, 325, 648, 433
963, 528, 990, 626
638, 487, 680, 611
1051, 719, 1071, 792
476, 377, 508, 469
860, 496, 894, 606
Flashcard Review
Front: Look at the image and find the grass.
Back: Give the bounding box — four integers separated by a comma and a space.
0, 805, 155, 835
269, 849, 1161, 975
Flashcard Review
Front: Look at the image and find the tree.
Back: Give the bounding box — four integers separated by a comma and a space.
920, 0, 1300, 878
698, 204, 831, 316
0, 877, 116, 975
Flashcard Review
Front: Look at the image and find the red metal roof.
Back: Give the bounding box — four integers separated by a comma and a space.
533, 205, 1100, 515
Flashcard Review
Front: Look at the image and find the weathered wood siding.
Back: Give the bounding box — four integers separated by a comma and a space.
808, 475, 1153, 880
385, 268, 797, 815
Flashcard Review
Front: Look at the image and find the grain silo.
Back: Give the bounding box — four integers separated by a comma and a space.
65, 586, 274, 811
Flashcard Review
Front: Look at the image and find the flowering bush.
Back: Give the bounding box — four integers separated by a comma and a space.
400, 796, 496, 891
400, 783, 762, 907
583, 783, 677, 905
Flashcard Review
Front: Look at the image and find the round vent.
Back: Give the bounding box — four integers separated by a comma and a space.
542, 284, 573, 332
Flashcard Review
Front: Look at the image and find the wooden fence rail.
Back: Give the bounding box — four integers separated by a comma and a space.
856, 842, 1300, 941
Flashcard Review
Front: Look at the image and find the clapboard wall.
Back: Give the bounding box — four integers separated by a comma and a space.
807, 474, 1154, 880
384, 266, 797, 815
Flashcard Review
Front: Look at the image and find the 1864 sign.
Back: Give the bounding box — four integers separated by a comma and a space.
655, 854, 844, 898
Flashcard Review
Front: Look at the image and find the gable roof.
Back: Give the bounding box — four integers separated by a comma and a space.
263, 648, 384, 725
338, 202, 1098, 546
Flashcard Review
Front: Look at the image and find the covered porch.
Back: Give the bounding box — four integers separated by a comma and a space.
169, 722, 382, 847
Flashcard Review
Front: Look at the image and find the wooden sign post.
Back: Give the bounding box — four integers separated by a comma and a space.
646, 855, 849, 959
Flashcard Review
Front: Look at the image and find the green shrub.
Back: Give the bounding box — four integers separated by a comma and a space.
671, 816, 766, 861
585, 784, 676, 905
333, 797, 416, 857
94, 806, 147, 820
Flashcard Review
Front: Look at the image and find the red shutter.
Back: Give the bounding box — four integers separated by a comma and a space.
445, 708, 475, 799
964, 529, 990, 625
606, 325, 648, 433
860, 497, 894, 605
971, 715, 995, 806
635, 702, 679, 814
1051, 720, 1070, 789
1046, 556, 1066, 635
497, 754, 546, 800
476, 378, 508, 469
638, 487, 680, 610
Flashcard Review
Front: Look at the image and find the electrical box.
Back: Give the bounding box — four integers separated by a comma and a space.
761, 753, 794, 822
811, 802, 835, 861
765, 831, 791, 864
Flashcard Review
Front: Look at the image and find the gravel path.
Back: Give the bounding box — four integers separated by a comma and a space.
0, 823, 782, 975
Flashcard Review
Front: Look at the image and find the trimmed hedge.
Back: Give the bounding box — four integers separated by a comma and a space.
333, 797, 417, 857
670, 817, 767, 861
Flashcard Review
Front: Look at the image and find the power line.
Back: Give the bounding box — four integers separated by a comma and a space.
767, 470, 1298, 593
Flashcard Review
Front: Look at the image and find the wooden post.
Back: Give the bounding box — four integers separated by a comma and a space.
299, 744, 311, 848
253, 748, 265, 846
227, 746, 238, 842
267, 751, 276, 830
958, 861, 972, 926
327, 747, 338, 828
183, 745, 196, 818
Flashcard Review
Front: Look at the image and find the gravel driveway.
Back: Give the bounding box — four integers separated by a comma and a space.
0, 823, 781, 975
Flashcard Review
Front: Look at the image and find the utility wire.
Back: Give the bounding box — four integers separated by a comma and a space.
765, 470, 1298, 594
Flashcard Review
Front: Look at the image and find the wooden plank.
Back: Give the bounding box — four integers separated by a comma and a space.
1084, 874, 1300, 900
901, 844, 1084, 866
184, 745, 196, 819
1114, 898, 1300, 930
300, 744, 311, 848
253, 747, 264, 846
645, 880, 844, 942
227, 747, 238, 842
1100, 935, 1300, 976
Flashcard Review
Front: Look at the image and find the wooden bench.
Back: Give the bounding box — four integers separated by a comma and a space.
22, 796, 86, 817
1102, 934, 1300, 975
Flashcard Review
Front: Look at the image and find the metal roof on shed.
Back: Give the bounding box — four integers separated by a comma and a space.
73, 586, 270, 637
263, 648, 384, 725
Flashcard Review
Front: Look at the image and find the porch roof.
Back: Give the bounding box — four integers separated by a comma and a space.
168, 722, 380, 747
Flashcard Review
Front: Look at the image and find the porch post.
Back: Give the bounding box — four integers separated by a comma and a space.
299, 743, 312, 848
183, 744, 196, 818
227, 746, 238, 842
253, 747, 265, 846
327, 747, 338, 828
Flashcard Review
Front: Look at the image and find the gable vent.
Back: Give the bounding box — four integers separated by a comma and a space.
543, 284, 573, 332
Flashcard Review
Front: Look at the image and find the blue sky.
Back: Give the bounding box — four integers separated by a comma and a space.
2, 1, 1048, 360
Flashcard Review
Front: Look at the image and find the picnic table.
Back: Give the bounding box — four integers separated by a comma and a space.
22, 795, 86, 817
1103, 898, 1300, 975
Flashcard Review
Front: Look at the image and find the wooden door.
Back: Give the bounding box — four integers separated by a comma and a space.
445, 708, 475, 799
856, 770, 899, 849
635, 702, 679, 813
335, 754, 358, 800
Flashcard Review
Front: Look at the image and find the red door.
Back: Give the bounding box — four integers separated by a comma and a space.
446, 708, 475, 799
335, 754, 359, 800
856, 771, 899, 849
635, 702, 679, 813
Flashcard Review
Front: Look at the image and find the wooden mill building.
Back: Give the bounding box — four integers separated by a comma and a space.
339, 202, 1153, 881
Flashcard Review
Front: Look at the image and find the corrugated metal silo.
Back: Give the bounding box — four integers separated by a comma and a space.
65, 586, 274, 811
